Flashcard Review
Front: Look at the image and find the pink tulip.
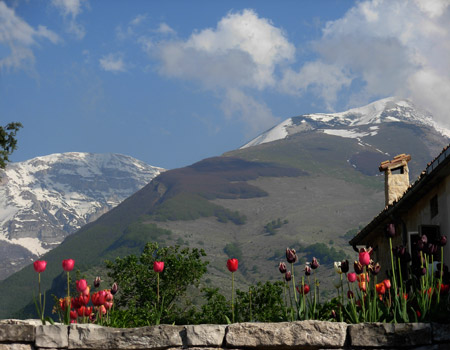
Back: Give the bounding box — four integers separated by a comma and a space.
153, 261, 164, 273
62, 259, 75, 272
347, 272, 357, 283
33, 260, 47, 273
76, 279, 88, 293
359, 251, 370, 266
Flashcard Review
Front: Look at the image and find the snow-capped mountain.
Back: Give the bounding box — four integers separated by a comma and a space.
0, 152, 164, 279
242, 97, 450, 149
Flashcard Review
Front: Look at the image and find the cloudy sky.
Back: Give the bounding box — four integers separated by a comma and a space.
1, 0, 449, 169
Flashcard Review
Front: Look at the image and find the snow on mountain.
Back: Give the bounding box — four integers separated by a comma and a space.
0, 152, 164, 279
241, 97, 450, 149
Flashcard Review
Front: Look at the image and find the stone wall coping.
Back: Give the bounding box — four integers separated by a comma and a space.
1, 320, 450, 349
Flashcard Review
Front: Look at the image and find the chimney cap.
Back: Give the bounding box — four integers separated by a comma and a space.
379, 154, 411, 172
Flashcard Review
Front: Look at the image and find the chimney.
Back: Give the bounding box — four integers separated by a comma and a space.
379, 154, 411, 206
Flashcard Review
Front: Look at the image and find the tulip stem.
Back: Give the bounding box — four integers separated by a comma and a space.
231, 271, 235, 323
438, 246, 444, 304
291, 263, 298, 304
157, 272, 160, 304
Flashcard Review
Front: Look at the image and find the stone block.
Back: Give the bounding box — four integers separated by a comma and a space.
35, 325, 68, 348
349, 322, 432, 347
0, 344, 34, 350
68, 324, 184, 349
433, 323, 450, 343
0, 324, 35, 342
185, 324, 226, 347
225, 320, 347, 348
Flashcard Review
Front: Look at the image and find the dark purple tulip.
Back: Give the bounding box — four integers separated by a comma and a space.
354, 261, 364, 274
427, 243, 438, 255
94, 276, 102, 288
347, 290, 354, 299
279, 262, 287, 274
341, 259, 349, 273
421, 235, 428, 244
369, 262, 381, 275
386, 223, 396, 238
286, 248, 298, 264
439, 235, 447, 247
304, 265, 311, 276
311, 257, 319, 269
111, 282, 119, 295
285, 271, 292, 282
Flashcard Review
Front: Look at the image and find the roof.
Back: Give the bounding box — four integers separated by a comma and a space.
350, 144, 450, 246
379, 154, 411, 172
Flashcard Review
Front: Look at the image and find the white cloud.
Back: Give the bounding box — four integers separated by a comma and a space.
156, 23, 175, 36
0, 2, 60, 72
158, 9, 295, 90
99, 53, 126, 73
51, 0, 88, 39
153, 9, 293, 134
282, 0, 450, 123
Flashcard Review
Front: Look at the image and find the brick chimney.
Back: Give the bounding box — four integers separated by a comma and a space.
379, 154, 411, 206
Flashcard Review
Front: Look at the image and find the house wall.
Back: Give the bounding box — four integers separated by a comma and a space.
401, 176, 450, 268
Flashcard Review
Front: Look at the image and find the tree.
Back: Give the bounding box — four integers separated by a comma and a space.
0, 122, 23, 169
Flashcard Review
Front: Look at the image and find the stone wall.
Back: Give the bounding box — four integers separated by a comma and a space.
1, 319, 450, 350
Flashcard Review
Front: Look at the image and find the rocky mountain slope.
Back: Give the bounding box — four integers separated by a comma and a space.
0, 152, 164, 280
0, 97, 449, 319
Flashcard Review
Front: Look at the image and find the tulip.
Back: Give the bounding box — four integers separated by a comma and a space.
284, 271, 292, 282
347, 290, 354, 299
369, 262, 381, 275
354, 261, 364, 274
77, 306, 86, 317
376, 282, 386, 295
286, 248, 298, 263
383, 279, 391, 289
304, 265, 311, 276
111, 282, 119, 295
340, 259, 349, 273
386, 223, 396, 238
359, 250, 370, 266
78, 294, 90, 306
62, 259, 75, 272
33, 259, 47, 322
227, 259, 238, 272
331, 310, 337, 319
82, 286, 90, 296
93, 276, 102, 288
278, 262, 287, 274
76, 279, 88, 293
153, 261, 165, 273
297, 284, 310, 295
33, 260, 47, 273
334, 261, 342, 274
439, 235, 447, 247
70, 310, 78, 320
310, 257, 319, 269
227, 258, 239, 323
347, 272, 357, 283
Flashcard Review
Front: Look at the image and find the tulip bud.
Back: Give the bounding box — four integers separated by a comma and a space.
359, 250, 370, 266
278, 262, 287, 274
347, 290, 354, 299
369, 262, 381, 275
226, 259, 238, 272
304, 265, 311, 276
94, 276, 102, 288
76, 279, 88, 293
297, 284, 310, 295
331, 310, 337, 319
439, 235, 447, 247
311, 257, 319, 269
285, 271, 292, 282
421, 234, 428, 244
62, 259, 75, 272
386, 223, 396, 238
286, 248, 298, 263
111, 282, 119, 295
33, 260, 47, 273
383, 279, 391, 289
153, 261, 165, 273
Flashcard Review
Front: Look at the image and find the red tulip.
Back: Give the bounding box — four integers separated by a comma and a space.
70, 310, 78, 320
153, 261, 164, 273
33, 260, 47, 273
297, 284, 310, 295
227, 258, 239, 272
62, 259, 75, 272
383, 279, 391, 289
376, 282, 386, 295
76, 279, 88, 293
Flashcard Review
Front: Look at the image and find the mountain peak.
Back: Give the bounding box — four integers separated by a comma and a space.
241, 97, 450, 149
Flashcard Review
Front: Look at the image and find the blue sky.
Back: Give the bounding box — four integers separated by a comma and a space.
1, 0, 449, 169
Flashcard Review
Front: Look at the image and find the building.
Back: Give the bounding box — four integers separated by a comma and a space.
349, 146, 450, 277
